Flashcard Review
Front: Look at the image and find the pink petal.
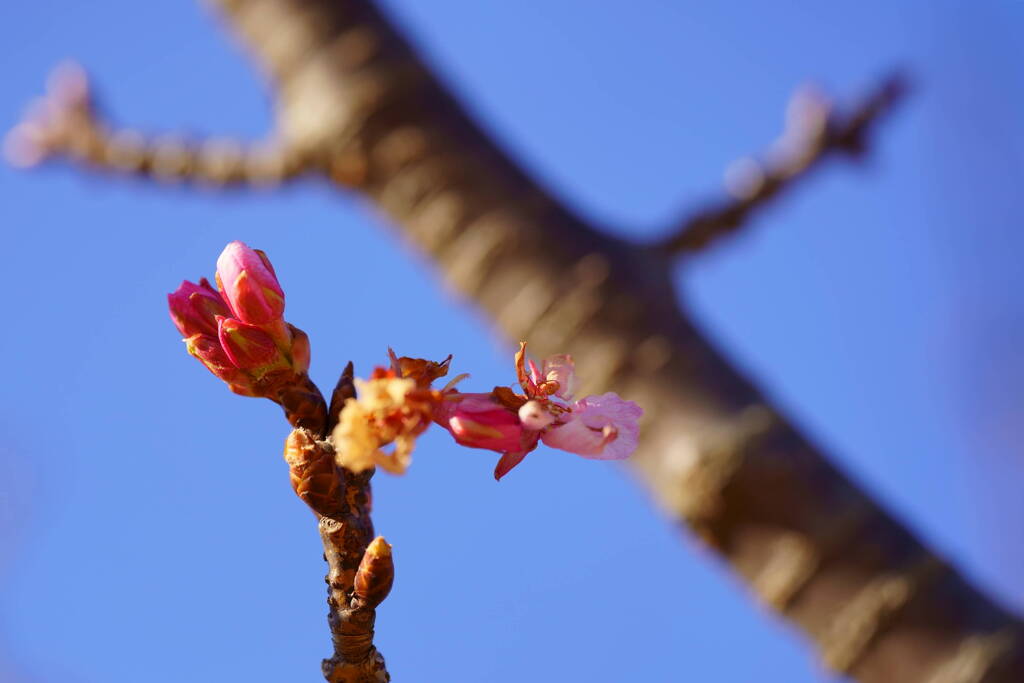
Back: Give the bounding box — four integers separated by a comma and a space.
168, 278, 230, 338
542, 354, 577, 399
528, 359, 542, 387
541, 392, 642, 460
217, 316, 283, 370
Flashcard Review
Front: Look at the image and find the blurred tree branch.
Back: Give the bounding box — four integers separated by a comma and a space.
8, 0, 1023, 680
657, 75, 907, 254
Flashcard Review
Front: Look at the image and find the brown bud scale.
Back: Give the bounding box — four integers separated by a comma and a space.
284, 429, 345, 518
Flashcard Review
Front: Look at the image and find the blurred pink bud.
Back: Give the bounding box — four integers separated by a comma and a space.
217, 316, 285, 371
46, 61, 90, 110
215, 241, 285, 325
435, 393, 540, 456
168, 278, 230, 338
184, 333, 255, 396
4, 123, 48, 168
542, 392, 642, 460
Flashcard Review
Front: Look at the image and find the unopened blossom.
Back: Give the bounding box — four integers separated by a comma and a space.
435, 393, 541, 454
184, 332, 256, 396
168, 242, 311, 401
217, 316, 289, 374
168, 278, 229, 338
215, 240, 285, 326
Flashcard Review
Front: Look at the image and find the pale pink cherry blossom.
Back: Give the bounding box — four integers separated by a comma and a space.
432, 343, 643, 478
542, 392, 642, 460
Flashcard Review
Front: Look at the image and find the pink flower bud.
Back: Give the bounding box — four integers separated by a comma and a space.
184, 333, 256, 396
435, 393, 540, 456
217, 316, 286, 371
541, 392, 642, 460
215, 241, 285, 325
168, 278, 230, 338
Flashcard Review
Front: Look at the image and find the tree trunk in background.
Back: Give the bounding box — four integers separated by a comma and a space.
219, 1, 1024, 678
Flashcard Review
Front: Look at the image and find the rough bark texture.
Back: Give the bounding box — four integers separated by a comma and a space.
10, 1, 1024, 680
318, 476, 390, 683
283, 364, 393, 682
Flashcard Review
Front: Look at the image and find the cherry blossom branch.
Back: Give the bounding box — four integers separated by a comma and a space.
172, 245, 392, 681
656, 74, 908, 255
199, 3, 1023, 678
3, 62, 313, 187
14, 1, 1024, 680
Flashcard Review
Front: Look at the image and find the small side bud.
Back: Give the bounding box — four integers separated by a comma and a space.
353, 536, 394, 608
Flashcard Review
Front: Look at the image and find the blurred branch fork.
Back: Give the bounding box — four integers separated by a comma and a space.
8, 0, 1024, 681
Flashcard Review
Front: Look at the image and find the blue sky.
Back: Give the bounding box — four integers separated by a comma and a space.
1, 1, 1022, 681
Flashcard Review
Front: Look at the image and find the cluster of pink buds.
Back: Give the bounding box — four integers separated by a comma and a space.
168, 241, 310, 400
434, 343, 643, 480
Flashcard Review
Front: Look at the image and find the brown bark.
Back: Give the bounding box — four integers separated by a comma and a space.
284, 367, 392, 681
657, 75, 907, 254
10, 1, 1024, 680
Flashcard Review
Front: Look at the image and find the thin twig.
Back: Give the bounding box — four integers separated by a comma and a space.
3, 62, 312, 187
656, 74, 907, 255
284, 367, 393, 682
319, 482, 392, 683
279, 373, 330, 437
